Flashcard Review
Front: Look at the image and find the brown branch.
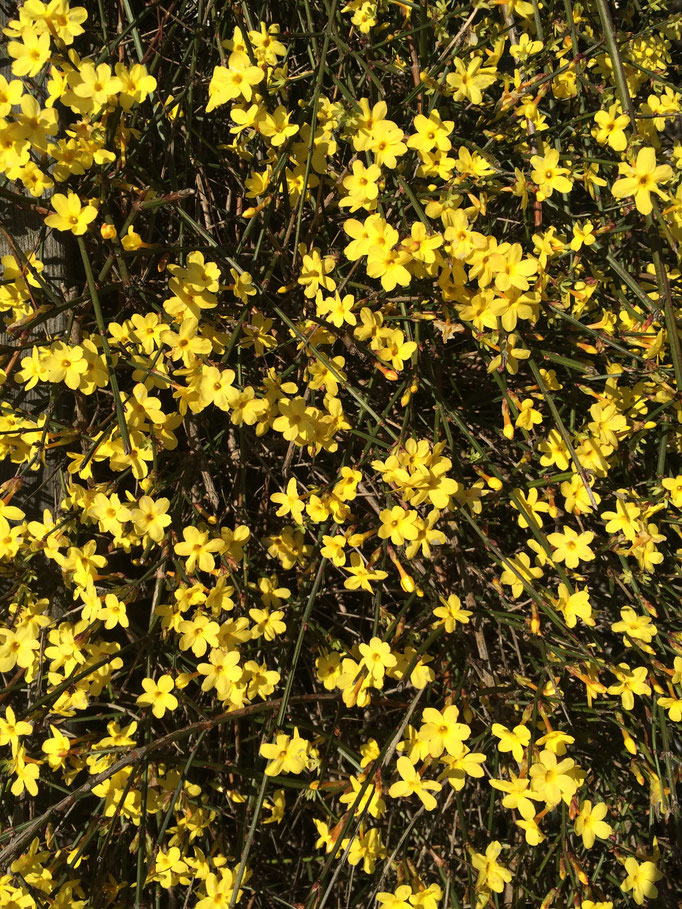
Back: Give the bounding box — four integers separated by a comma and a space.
0, 692, 342, 869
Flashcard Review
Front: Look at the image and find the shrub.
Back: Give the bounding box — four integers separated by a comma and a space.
1, 0, 682, 907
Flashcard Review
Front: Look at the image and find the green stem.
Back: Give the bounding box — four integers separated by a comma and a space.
292, 0, 339, 264
593, 0, 682, 394
228, 558, 328, 909
78, 237, 132, 455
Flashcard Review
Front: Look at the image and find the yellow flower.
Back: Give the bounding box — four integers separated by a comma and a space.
378, 505, 419, 546
249, 607, 286, 641
570, 221, 596, 251
608, 664, 651, 710
592, 104, 630, 151
446, 57, 496, 104
136, 674, 178, 718
178, 614, 220, 656
511, 487, 550, 529
317, 292, 357, 328
432, 594, 472, 632
529, 749, 578, 807
574, 800, 612, 848
376, 329, 417, 371
491, 243, 538, 293
388, 755, 442, 811
0, 73, 25, 118
174, 526, 224, 573
270, 477, 305, 525
588, 403, 627, 448
411, 883, 443, 909
41, 724, 72, 770
130, 495, 172, 543
260, 729, 309, 776
554, 583, 593, 628
611, 147, 672, 215
100, 594, 129, 630
298, 247, 336, 298
487, 333, 531, 375
406, 110, 453, 156
662, 474, 682, 506
402, 221, 443, 264
0, 624, 40, 673
8, 30, 51, 78
491, 723, 530, 762
418, 705, 470, 758
620, 857, 662, 905
11, 746, 40, 796
263, 789, 286, 824
509, 33, 543, 61
367, 119, 406, 169
470, 841, 511, 893
499, 551, 543, 599
15, 348, 48, 390
658, 694, 682, 721
515, 398, 543, 430
490, 773, 540, 819
516, 817, 545, 845
339, 774, 385, 818
611, 606, 658, 646
70, 62, 123, 112
206, 53, 264, 111
117, 62, 157, 108
358, 637, 396, 684
196, 869, 243, 909
0, 706, 32, 755
530, 148, 573, 201
366, 245, 412, 292
44, 342, 88, 389
45, 192, 98, 235
197, 649, 242, 701
340, 159, 381, 212
376, 885, 412, 909
258, 105, 299, 147
546, 526, 595, 569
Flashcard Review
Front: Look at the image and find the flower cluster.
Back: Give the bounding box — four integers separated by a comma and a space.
1, 0, 682, 907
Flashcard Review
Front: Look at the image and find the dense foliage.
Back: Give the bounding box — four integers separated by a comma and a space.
1, 0, 682, 906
